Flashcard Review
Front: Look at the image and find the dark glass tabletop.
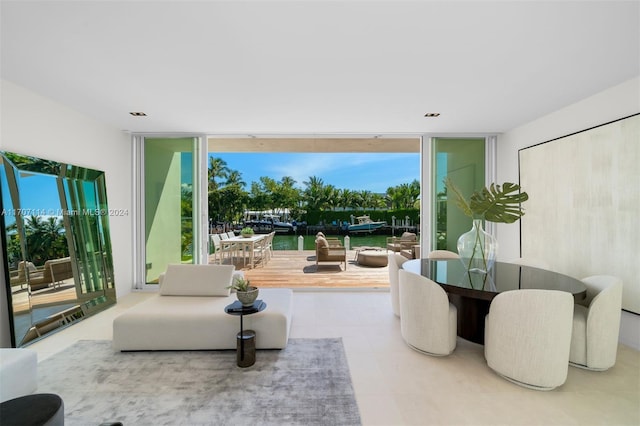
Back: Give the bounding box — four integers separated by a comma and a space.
225, 300, 267, 315
403, 259, 586, 302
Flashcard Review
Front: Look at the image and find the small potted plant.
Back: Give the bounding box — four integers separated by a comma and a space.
228, 277, 259, 306
240, 227, 255, 238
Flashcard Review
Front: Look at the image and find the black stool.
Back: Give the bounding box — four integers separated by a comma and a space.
0, 393, 64, 425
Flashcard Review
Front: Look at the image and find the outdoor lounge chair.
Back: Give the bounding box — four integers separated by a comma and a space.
33, 258, 74, 290
315, 236, 347, 270
316, 232, 342, 247
10, 262, 41, 291
15, 258, 74, 291
386, 232, 418, 253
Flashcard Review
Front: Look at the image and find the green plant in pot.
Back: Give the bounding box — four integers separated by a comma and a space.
228, 277, 259, 306
240, 227, 255, 238
444, 178, 528, 277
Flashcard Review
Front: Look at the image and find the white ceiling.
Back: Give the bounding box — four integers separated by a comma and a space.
1, 1, 638, 136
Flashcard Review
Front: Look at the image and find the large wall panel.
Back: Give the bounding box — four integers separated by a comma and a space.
519, 114, 639, 314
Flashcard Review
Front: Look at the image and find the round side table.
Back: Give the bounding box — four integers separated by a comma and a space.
224, 300, 267, 367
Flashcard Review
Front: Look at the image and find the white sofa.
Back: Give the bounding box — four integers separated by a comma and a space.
112, 264, 293, 351
0, 348, 38, 402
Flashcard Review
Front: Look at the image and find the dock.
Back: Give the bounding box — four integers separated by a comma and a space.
214, 249, 390, 289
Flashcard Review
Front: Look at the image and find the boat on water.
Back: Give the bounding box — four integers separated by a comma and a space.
243, 211, 295, 234
348, 215, 387, 234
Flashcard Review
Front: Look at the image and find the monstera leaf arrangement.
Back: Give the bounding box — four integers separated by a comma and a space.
444, 178, 529, 223
444, 178, 529, 280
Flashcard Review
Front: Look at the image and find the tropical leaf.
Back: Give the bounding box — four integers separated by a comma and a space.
469, 182, 529, 223
443, 177, 473, 218
444, 178, 528, 224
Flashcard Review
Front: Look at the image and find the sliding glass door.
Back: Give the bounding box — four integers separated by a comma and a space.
142, 137, 206, 285
431, 138, 487, 252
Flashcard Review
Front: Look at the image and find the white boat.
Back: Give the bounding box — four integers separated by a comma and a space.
348, 215, 387, 234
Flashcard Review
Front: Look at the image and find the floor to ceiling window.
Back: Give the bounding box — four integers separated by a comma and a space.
133, 135, 496, 288
431, 138, 487, 252
142, 137, 205, 284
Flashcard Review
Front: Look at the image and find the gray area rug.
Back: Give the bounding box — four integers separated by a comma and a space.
37, 339, 361, 426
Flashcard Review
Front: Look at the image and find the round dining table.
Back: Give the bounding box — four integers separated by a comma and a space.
402, 259, 587, 344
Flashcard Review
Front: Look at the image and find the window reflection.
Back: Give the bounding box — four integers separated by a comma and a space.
1, 151, 116, 346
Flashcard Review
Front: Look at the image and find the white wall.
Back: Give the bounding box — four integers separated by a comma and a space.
496, 76, 640, 350
0, 80, 133, 346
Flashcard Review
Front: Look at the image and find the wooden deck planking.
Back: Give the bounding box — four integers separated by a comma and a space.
13, 250, 391, 314
211, 250, 391, 289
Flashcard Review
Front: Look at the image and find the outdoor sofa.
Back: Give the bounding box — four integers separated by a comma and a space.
387, 232, 420, 259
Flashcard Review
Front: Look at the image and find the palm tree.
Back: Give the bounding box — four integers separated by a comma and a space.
322, 185, 338, 211
249, 181, 270, 212
359, 190, 374, 210
385, 186, 401, 210
43, 216, 67, 258
273, 176, 300, 216
409, 179, 421, 202
23, 215, 67, 263
302, 176, 325, 211
208, 157, 230, 192
4, 152, 60, 175
224, 170, 245, 189
371, 193, 387, 210
208, 157, 232, 223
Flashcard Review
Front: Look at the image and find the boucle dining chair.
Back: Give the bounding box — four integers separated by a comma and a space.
388, 253, 408, 317
569, 275, 623, 371
484, 289, 574, 390
398, 269, 457, 356
427, 250, 460, 260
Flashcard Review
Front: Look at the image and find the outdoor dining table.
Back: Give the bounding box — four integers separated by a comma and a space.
220, 234, 268, 269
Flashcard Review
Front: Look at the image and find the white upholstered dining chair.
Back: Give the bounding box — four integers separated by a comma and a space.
388, 253, 408, 317
484, 289, 574, 390
569, 275, 623, 371
427, 250, 460, 260
398, 269, 457, 356
209, 234, 222, 264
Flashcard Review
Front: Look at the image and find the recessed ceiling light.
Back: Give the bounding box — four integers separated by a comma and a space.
424, 113, 441, 117
129, 112, 147, 117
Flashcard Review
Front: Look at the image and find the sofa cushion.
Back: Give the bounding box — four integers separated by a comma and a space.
159, 264, 235, 296
316, 236, 329, 249
401, 232, 417, 241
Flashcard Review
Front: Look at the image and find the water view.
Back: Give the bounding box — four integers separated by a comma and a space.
272, 234, 390, 251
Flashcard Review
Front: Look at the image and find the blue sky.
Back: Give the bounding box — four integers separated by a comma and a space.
3, 153, 421, 226
211, 152, 420, 193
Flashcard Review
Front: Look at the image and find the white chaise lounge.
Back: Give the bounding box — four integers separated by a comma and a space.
112, 264, 293, 351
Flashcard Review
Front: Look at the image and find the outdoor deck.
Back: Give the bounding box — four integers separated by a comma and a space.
11, 250, 391, 314
213, 249, 390, 289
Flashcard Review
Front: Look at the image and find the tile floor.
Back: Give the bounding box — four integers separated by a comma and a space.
29, 291, 640, 425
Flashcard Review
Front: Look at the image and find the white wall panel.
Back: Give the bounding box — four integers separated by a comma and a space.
497, 76, 640, 349
519, 114, 639, 314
